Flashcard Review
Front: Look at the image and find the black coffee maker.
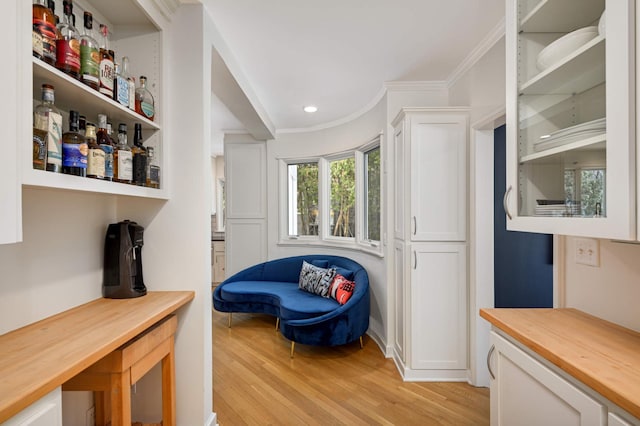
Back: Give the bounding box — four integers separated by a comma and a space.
103, 220, 147, 298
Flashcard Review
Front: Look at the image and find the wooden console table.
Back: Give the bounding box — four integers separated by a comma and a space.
0, 291, 194, 424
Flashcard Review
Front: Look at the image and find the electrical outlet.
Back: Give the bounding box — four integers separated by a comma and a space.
86, 406, 95, 426
575, 238, 600, 267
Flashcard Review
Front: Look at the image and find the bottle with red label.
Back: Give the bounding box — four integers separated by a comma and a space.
98, 24, 115, 99
55, 0, 80, 79
32, 0, 57, 65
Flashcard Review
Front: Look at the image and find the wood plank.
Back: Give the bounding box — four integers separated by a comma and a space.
0, 291, 194, 423
480, 308, 640, 419
213, 311, 489, 425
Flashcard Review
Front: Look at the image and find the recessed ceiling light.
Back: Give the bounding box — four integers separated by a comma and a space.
303, 105, 318, 113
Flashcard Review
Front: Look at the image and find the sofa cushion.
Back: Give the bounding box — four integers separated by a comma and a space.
328, 274, 356, 305
298, 261, 336, 297
219, 280, 339, 320
330, 265, 354, 280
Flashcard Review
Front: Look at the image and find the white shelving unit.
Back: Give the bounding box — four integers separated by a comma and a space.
504, 0, 636, 239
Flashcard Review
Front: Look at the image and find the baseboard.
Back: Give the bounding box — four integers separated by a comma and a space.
205, 412, 217, 426
366, 319, 391, 357
400, 368, 470, 382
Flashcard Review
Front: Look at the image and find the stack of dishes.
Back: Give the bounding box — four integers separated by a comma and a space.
536, 26, 599, 71
535, 200, 582, 217
534, 118, 606, 152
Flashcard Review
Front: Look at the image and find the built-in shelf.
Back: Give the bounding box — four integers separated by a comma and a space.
520, 133, 605, 164
520, 36, 605, 96
520, 0, 604, 33
23, 169, 168, 200
32, 58, 159, 131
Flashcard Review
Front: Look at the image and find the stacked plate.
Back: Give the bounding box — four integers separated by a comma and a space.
533, 118, 606, 152
535, 200, 582, 217
536, 26, 599, 72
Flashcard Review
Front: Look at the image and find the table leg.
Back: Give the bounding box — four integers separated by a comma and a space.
109, 371, 131, 426
162, 336, 176, 426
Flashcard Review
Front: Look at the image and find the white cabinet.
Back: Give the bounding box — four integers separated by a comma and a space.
393, 108, 467, 242
391, 108, 469, 381
3, 388, 62, 426
504, 0, 635, 239
410, 243, 467, 371
488, 330, 640, 426
212, 240, 226, 284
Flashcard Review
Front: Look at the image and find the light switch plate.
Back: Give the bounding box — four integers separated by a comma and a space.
575, 238, 600, 267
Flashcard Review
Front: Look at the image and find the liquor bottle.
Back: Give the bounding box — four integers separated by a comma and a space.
86, 123, 106, 180
145, 146, 160, 189
135, 76, 155, 121
113, 123, 132, 184
47, 0, 59, 25
131, 124, 147, 186
123, 57, 136, 110
79, 11, 99, 90
33, 0, 57, 65
98, 24, 114, 98
33, 84, 63, 172
55, 0, 80, 79
62, 110, 88, 177
96, 114, 114, 181
78, 115, 86, 136
113, 62, 128, 107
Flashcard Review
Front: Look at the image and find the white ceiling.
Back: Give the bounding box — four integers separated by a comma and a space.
202, 0, 505, 132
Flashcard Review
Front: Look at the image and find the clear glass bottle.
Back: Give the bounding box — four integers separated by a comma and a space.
114, 62, 128, 107
131, 123, 147, 186
55, 0, 80, 79
32, 0, 57, 65
33, 84, 63, 173
86, 123, 105, 180
78, 115, 86, 136
98, 24, 114, 98
135, 76, 155, 121
123, 58, 136, 110
146, 146, 160, 189
62, 110, 88, 177
113, 123, 132, 184
96, 114, 114, 181
79, 11, 99, 90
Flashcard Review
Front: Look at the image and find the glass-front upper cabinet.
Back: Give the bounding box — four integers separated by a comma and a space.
505, 0, 635, 239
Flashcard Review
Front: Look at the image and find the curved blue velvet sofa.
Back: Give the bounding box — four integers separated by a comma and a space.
213, 255, 370, 348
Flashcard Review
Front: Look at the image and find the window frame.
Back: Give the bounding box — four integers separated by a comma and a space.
278, 133, 383, 257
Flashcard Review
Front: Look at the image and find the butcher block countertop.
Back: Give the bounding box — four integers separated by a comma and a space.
480, 308, 640, 419
0, 291, 195, 423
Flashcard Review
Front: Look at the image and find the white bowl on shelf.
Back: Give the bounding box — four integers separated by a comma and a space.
536, 26, 599, 71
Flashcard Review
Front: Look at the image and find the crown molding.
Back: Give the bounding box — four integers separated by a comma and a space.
384, 80, 449, 92
446, 17, 505, 89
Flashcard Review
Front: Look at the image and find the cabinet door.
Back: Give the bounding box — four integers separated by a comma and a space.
393, 241, 406, 363
410, 243, 467, 370
410, 114, 467, 241
4, 388, 62, 426
490, 331, 606, 426
505, 0, 635, 240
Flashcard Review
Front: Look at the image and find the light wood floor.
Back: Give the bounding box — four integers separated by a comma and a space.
212, 311, 489, 425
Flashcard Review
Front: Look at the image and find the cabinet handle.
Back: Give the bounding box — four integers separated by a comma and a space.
412, 216, 417, 235
413, 251, 417, 269
503, 186, 513, 220
487, 344, 496, 380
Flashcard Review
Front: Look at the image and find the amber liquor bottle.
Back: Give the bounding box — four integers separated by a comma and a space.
131, 124, 147, 186
32, 0, 57, 65
61, 110, 88, 177
98, 24, 115, 99
55, 0, 80, 79
145, 147, 160, 189
113, 124, 132, 184
135, 76, 155, 121
96, 115, 114, 181
86, 123, 106, 179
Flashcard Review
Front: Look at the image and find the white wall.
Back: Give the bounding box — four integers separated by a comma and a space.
562, 237, 640, 332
